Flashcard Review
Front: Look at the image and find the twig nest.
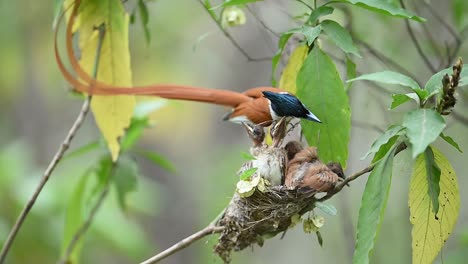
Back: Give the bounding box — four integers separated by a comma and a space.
214, 140, 343, 263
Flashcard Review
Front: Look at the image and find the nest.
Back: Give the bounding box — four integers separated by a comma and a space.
214, 181, 319, 262
213, 119, 342, 263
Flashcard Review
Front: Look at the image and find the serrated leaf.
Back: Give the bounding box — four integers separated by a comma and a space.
390, 93, 420, 109
440, 133, 463, 153
307, 6, 334, 23
136, 150, 176, 173
315, 201, 337, 216
345, 55, 356, 91
138, 0, 151, 44
113, 157, 139, 212
402, 109, 446, 158
68, 0, 136, 161
409, 147, 460, 264
279, 44, 308, 94
239, 167, 258, 180
286, 25, 321, 46
340, 0, 425, 22
362, 124, 404, 160
271, 33, 293, 86
353, 144, 397, 264
424, 147, 441, 214
321, 20, 360, 57
348, 71, 421, 90
297, 47, 351, 168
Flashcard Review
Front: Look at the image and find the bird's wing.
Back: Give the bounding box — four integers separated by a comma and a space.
227, 98, 273, 125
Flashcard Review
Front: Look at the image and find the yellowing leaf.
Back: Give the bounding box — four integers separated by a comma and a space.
409, 147, 460, 264
279, 44, 309, 94
69, 0, 135, 160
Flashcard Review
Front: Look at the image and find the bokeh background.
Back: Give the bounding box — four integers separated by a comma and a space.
0, 0, 467, 263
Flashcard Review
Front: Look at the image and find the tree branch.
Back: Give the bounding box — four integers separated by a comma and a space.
0, 96, 92, 264
399, 0, 437, 73
57, 164, 114, 264
197, 0, 272, 62
139, 225, 226, 264
0, 22, 106, 264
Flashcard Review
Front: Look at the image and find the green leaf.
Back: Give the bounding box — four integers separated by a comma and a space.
440, 133, 463, 153
297, 47, 351, 168
136, 150, 176, 173
138, 0, 151, 44
307, 6, 334, 23
216, 0, 262, 8
425, 64, 468, 96
353, 143, 397, 264
372, 135, 399, 163
362, 124, 404, 160
424, 147, 441, 214
113, 157, 139, 212
63, 141, 102, 161
315, 201, 337, 216
321, 20, 360, 57
271, 33, 293, 86
409, 147, 460, 264
348, 71, 421, 90
402, 109, 446, 158
453, 0, 468, 29
240, 151, 257, 160
345, 55, 357, 91
62, 171, 91, 263
340, 0, 425, 22
286, 25, 322, 46
52, 0, 65, 29
120, 117, 151, 152
239, 167, 258, 180
390, 93, 420, 109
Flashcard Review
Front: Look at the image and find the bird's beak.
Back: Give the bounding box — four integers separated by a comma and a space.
305, 112, 322, 123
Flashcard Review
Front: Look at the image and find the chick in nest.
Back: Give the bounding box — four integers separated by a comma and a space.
240, 118, 288, 186
284, 143, 345, 192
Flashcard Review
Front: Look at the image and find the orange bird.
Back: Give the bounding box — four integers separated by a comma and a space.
55, 0, 321, 127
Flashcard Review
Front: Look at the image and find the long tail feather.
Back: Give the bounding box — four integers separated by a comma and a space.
54, 0, 251, 107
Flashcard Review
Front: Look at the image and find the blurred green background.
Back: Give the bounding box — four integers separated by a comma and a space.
0, 0, 467, 263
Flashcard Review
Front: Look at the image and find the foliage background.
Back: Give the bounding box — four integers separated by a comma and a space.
0, 0, 467, 263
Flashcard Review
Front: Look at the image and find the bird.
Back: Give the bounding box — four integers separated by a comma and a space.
284, 144, 344, 192
53, 4, 322, 127
237, 120, 288, 186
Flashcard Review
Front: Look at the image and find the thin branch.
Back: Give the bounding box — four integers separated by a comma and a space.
352, 120, 385, 133
355, 39, 421, 83
197, 0, 272, 62
319, 143, 407, 202
399, 0, 437, 73
58, 165, 114, 264
0, 97, 92, 264
246, 6, 280, 37
139, 225, 226, 264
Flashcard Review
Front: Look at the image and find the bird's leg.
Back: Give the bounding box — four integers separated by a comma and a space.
242, 122, 265, 147
270, 117, 288, 147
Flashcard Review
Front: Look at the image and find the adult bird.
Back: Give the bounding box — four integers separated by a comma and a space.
54, 0, 321, 127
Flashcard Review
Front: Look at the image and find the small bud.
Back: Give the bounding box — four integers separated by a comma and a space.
221, 6, 247, 27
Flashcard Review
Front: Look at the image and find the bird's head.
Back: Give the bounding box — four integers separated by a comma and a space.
262, 91, 321, 123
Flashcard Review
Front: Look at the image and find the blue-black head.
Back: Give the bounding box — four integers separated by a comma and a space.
262, 91, 321, 123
